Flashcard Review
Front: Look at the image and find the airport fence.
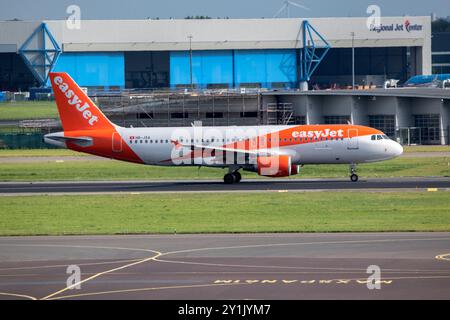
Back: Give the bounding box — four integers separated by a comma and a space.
0, 132, 52, 149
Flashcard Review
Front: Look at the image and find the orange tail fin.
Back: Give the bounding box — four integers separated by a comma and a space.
49, 72, 114, 132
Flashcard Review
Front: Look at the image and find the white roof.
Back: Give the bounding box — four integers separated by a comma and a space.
0, 16, 431, 52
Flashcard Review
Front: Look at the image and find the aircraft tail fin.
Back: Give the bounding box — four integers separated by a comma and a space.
49, 72, 114, 132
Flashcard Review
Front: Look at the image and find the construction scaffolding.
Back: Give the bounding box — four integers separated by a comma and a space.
91, 89, 266, 128
262, 102, 295, 125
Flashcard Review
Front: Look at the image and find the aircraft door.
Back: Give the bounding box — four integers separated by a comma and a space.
112, 132, 123, 153
347, 129, 359, 150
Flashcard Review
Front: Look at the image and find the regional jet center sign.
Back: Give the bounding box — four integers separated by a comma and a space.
369, 19, 423, 33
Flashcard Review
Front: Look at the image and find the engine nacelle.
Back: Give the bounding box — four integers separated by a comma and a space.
257, 155, 300, 177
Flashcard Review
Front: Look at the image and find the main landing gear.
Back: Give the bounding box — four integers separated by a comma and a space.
224, 171, 242, 184
349, 164, 358, 182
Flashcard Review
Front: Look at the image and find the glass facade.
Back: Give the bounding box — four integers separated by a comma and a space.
312, 47, 408, 86
414, 114, 441, 145
125, 52, 169, 88
294, 116, 306, 125
324, 115, 350, 124
432, 33, 450, 74
0, 53, 37, 91
369, 115, 396, 138
1, 47, 414, 91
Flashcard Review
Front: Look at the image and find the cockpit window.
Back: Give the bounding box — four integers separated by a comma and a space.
377, 135, 382, 140
382, 135, 389, 140
371, 135, 376, 140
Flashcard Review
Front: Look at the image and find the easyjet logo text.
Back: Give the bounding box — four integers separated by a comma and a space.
292, 129, 344, 139
53, 76, 98, 126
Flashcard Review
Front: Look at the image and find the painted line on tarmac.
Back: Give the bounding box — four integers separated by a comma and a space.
436, 253, 450, 261
0, 291, 37, 300
40, 250, 168, 300
0, 177, 449, 185
1, 188, 449, 196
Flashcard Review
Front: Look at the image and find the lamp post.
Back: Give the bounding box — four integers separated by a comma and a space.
188, 35, 193, 90
351, 32, 355, 89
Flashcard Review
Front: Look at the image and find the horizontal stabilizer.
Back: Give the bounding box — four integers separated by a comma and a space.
44, 132, 93, 147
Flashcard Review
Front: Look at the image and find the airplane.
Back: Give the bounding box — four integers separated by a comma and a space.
44, 72, 404, 183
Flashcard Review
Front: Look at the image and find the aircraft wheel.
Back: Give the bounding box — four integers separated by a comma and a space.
224, 173, 235, 184
350, 174, 359, 182
232, 171, 242, 183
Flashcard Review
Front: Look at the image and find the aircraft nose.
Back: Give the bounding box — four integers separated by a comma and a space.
392, 141, 403, 157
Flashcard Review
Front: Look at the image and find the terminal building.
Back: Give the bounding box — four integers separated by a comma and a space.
0, 17, 449, 145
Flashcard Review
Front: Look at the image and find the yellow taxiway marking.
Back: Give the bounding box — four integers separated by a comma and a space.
3, 237, 448, 300
427, 188, 438, 192
160, 237, 450, 256
0, 291, 37, 300
41, 250, 162, 300
436, 253, 450, 261
0, 258, 143, 272
150, 237, 450, 273
0, 243, 160, 253
0, 243, 161, 301
46, 283, 247, 300
47, 275, 450, 300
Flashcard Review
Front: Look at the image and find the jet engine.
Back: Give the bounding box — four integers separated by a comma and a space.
256, 155, 300, 177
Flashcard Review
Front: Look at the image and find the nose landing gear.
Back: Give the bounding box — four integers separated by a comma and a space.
349, 164, 358, 182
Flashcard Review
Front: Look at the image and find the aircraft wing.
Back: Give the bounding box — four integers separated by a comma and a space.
171, 140, 286, 157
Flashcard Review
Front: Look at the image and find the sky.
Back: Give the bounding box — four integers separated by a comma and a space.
0, 0, 449, 20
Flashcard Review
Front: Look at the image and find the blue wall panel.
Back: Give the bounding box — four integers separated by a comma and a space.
234, 49, 297, 88
170, 50, 233, 88
51, 52, 125, 87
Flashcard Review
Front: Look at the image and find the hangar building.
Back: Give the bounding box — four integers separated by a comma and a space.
0, 16, 432, 90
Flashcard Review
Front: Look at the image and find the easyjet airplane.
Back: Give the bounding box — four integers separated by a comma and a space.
44, 72, 403, 183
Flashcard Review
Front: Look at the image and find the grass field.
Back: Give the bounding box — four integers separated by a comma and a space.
0, 101, 58, 120
404, 145, 450, 152
0, 191, 449, 236
0, 156, 449, 181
